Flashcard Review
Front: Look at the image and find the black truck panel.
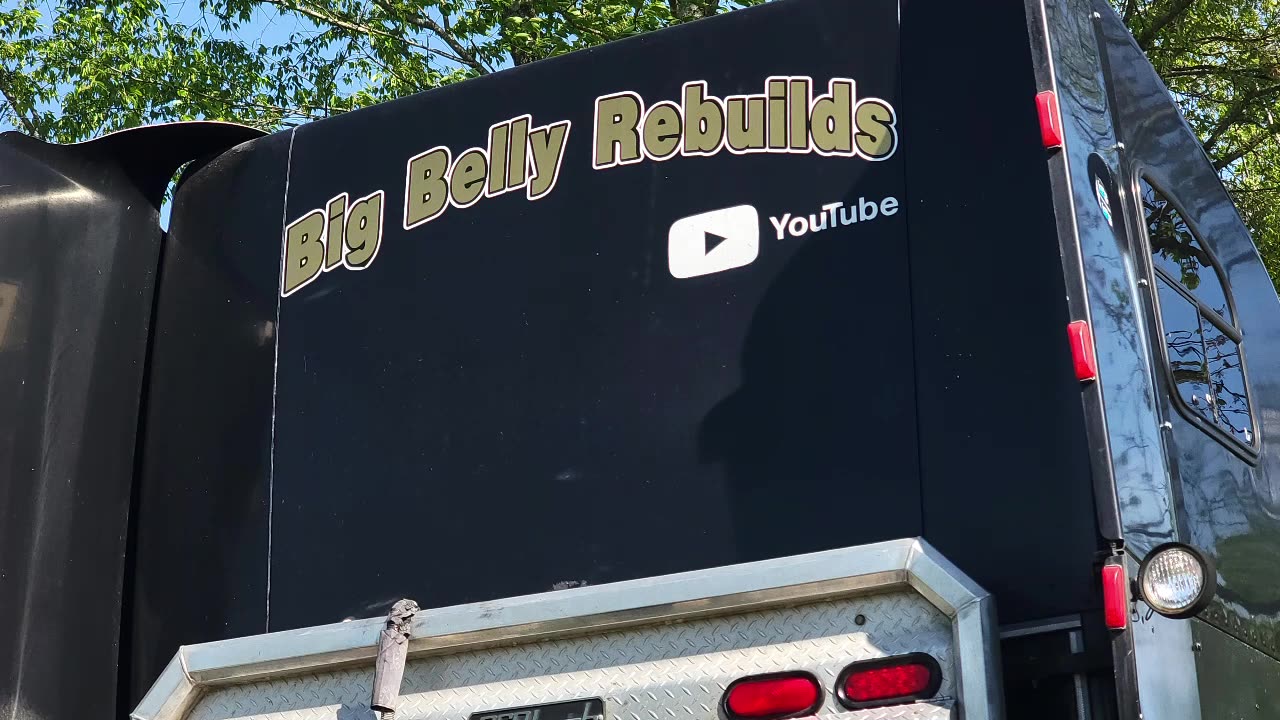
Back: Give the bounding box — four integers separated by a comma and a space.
124, 135, 288, 705
0, 123, 263, 720
29, 0, 1280, 716
0, 132, 159, 720
902, 0, 1100, 626
1093, 0, 1280, 703
117, 0, 1105, 700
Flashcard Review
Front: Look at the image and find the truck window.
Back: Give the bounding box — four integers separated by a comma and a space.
1140, 177, 1254, 446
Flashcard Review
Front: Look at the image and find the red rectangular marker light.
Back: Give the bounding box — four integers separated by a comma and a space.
1068, 320, 1098, 382
1103, 564, 1128, 630
1036, 90, 1063, 149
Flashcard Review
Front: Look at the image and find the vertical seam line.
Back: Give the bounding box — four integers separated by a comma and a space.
267, 127, 297, 632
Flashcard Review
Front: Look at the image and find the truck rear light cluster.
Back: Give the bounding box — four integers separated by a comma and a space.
721, 655, 941, 719
1101, 543, 1217, 631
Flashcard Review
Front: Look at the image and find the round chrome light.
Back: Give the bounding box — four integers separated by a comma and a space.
1136, 543, 1216, 618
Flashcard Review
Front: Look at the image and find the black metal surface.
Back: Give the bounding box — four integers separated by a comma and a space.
1191, 620, 1280, 719
1000, 614, 1121, 720
1002, 629, 1094, 720
80, 122, 270, 209
124, 134, 289, 707
23, 1, 1280, 716
0, 122, 261, 720
270, 0, 918, 628
117, 5, 1122, 697
1096, 0, 1280, 679
901, 0, 1102, 622
1025, 2, 1157, 717
1036, 0, 1138, 549
1053, 1, 1176, 556
1023, 0, 1128, 550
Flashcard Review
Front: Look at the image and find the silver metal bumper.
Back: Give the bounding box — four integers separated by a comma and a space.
132, 538, 1002, 720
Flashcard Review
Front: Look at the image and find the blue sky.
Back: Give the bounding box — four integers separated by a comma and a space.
0, 0, 314, 135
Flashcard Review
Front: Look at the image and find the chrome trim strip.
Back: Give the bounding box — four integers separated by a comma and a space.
132, 538, 1000, 720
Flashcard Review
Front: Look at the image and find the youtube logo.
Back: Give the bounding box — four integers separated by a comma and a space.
668, 205, 760, 279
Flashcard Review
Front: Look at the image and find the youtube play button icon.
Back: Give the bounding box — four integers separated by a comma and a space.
668, 205, 760, 279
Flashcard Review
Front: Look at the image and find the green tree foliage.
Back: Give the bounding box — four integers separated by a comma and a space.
0, 0, 751, 141
1118, 0, 1280, 285
1, 0, 1278, 284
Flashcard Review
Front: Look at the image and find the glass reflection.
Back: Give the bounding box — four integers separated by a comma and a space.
1156, 276, 1214, 423
1141, 178, 1233, 322
1204, 324, 1253, 443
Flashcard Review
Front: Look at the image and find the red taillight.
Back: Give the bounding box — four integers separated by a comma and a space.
1103, 563, 1129, 630
723, 674, 821, 719
836, 654, 941, 709
1037, 90, 1063, 149
1068, 320, 1098, 382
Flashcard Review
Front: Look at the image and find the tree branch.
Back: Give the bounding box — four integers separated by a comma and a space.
258, 0, 470, 66
0, 69, 40, 136
1189, 30, 1280, 45
368, 0, 491, 74
106, 66, 325, 121
1201, 83, 1280, 154
556, 10, 608, 41
1213, 118, 1280, 171
669, 0, 719, 23
1122, 0, 1138, 23
501, 0, 538, 65
1161, 64, 1275, 82
1135, 0, 1196, 50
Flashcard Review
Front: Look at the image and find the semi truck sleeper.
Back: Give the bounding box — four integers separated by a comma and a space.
2, 1, 1279, 719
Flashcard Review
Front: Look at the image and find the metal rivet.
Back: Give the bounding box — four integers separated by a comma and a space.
854, 614, 867, 626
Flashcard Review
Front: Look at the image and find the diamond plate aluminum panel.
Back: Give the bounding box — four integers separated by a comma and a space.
186, 592, 953, 720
